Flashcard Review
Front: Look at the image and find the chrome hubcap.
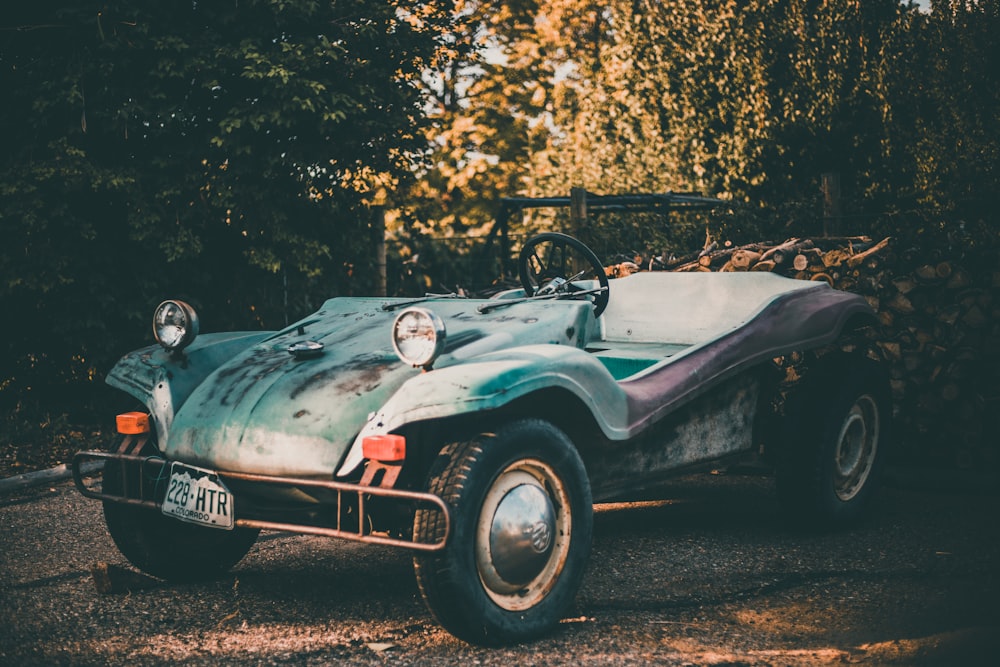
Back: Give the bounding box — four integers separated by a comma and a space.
476, 459, 571, 611
834, 394, 879, 501
488, 483, 555, 586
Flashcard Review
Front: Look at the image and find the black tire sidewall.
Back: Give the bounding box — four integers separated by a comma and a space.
415, 418, 593, 645
102, 461, 259, 582
776, 354, 892, 526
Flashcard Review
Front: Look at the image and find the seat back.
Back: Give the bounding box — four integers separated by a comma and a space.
598, 272, 821, 345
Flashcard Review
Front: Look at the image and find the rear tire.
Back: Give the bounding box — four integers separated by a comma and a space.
102, 460, 260, 582
775, 354, 891, 526
413, 419, 593, 645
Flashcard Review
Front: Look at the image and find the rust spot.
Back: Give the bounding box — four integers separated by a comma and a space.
294, 409, 309, 418
210, 347, 289, 406
290, 353, 398, 400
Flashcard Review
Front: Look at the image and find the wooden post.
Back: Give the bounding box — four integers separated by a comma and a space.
372, 205, 387, 296
821, 172, 842, 237
569, 187, 589, 251
570, 187, 588, 228
499, 205, 511, 280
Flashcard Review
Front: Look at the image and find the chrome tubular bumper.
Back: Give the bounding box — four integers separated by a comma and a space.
72, 451, 450, 552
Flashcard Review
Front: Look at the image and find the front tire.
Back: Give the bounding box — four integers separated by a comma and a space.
102, 460, 260, 582
413, 419, 593, 645
775, 354, 891, 526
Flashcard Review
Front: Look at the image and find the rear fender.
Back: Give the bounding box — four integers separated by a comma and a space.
336, 344, 629, 476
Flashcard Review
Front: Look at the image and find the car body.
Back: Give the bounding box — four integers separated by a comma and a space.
74, 233, 890, 645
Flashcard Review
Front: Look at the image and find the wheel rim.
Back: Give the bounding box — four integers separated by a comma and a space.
475, 459, 572, 611
833, 394, 880, 501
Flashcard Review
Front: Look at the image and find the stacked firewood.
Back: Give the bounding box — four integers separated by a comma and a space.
646, 235, 1000, 470
666, 236, 888, 280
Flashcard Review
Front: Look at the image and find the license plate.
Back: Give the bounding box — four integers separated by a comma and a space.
161, 462, 235, 530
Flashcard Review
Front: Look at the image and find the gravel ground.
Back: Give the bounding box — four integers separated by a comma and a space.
1, 471, 997, 666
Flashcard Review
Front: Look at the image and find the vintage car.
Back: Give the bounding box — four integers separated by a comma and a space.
73, 232, 890, 645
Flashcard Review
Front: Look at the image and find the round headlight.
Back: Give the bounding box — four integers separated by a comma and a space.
392, 307, 446, 369
153, 300, 200, 352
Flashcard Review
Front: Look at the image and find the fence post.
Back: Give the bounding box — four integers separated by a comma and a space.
821, 172, 842, 237
570, 187, 588, 229
569, 188, 593, 247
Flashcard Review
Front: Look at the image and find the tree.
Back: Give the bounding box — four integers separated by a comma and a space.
397, 0, 663, 284
393, 0, 553, 292
530, 1, 905, 237
870, 0, 999, 222
0, 0, 459, 424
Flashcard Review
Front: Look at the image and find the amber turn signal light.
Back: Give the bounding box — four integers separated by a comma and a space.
116, 412, 150, 435
362, 434, 406, 463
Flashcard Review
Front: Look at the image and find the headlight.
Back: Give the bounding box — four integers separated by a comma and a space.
153, 300, 200, 352
392, 307, 445, 369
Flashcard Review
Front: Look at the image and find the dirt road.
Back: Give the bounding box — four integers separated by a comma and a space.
1, 471, 997, 665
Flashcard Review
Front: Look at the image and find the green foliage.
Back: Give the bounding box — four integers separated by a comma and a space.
0, 0, 459, 420
531, 1, 901, 229
409, 0, 996, 264
870, 1, 999, 220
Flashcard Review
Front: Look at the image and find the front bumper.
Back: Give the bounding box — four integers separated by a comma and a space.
72, 451, 450, 552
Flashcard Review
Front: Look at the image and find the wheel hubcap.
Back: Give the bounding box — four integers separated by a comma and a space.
476, 460, 571, 611
834, 394, 879, 501
488, 483, 555, 585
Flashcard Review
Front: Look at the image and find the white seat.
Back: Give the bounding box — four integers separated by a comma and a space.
598, 272, 822, 346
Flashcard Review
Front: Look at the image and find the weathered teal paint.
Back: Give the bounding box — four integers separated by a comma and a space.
109, 297, 597, 478
338, 273, 875, 476
106, 331, 275, 446
340, 343, 630, 475
105, 272, 874, 481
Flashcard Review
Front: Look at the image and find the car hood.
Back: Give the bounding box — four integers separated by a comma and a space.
159, 297, 594, 477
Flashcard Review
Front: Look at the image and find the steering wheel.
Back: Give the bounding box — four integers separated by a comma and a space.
518, 232, 611, 317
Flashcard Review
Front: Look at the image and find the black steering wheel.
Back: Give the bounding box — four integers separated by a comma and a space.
518, 232, 610, 317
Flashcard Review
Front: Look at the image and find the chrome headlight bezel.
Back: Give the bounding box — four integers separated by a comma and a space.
392, 307, 446, 369
153, 299, 200, 352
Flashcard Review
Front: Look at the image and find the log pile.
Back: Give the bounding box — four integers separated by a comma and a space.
645, 235, 1000, 471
